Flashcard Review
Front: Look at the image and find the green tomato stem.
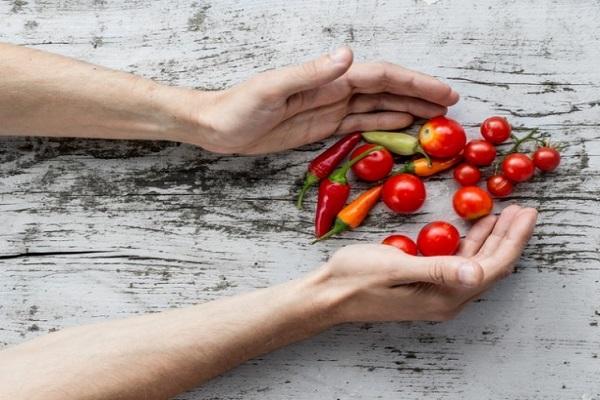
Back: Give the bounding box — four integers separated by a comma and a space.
329, 145, 384, 184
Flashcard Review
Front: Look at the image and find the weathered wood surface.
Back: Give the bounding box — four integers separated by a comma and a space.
1, 0, 599, 398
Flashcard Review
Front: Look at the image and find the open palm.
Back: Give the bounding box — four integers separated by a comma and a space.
193, 47, 459, 154
320, 205, 538, 323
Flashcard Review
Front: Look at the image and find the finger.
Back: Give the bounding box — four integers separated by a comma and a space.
346, 62, 460, 106
457, 215, 498, 257
348, 93, 448, 118
253, 47, 353, 100
383, 250, 484, 288
476, 205, 523, 257
337, 112, 414, 134
482, 208, 538, 284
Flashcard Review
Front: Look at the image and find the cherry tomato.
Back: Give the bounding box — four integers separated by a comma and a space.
481, 116, 511, 144
501, 153, 535, 182
417, 221, 460, 256
382, 234, 418, 256
453, 163, 481, 186
533, 147, 561, 172
351, 144, 394, 181
487, 175, 513, 197
418, 116, 466, 158
382, 173, 426, 213
453, 186, 493, 220
464, 140, 497, 166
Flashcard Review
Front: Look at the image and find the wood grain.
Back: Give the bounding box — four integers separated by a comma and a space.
1, 0, 599, 398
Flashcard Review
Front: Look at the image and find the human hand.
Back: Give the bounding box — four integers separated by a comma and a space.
181, 47, 459, 154
307, 205, 537, 323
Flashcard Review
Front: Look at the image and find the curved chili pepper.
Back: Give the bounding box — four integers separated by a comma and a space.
296, 132, 362, 209
314, 185, 383, 242
396, 155, 462, 177
362, 131, 431, 164
315, 146, 383, 237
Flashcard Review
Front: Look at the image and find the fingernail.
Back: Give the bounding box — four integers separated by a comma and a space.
330, 47, 350, 65
458, 263, 479, 287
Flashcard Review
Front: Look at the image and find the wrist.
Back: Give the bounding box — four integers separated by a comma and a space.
151, 83, 217, 147
291, 264, 353, 329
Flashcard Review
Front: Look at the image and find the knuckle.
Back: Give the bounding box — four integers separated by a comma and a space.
428, 260, 446, 284
376, 94, 387, 110
365, 94, 380, 110
288, 91, 306, 113
406, 72, 417, 90
300, 60, 321, 80
375, 62, 391, 87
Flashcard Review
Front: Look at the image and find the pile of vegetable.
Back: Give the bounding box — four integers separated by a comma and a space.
297, 116, 561, 255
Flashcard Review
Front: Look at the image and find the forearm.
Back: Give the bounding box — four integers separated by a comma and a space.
0, 270, 337, 400
0, 42, 202, 142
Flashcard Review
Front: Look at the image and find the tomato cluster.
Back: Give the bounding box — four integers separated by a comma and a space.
452, 116, 562, 204
297, 114, 561, 256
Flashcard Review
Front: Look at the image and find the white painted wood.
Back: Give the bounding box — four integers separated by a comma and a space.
1, 0, 599, 398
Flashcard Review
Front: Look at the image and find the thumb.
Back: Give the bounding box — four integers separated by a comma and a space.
260, 47, 353, 97
389, 254, 484, 288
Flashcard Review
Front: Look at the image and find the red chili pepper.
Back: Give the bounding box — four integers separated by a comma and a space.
296, 132, 362, 209
314, 146, 383, 237
314, 185, 383, 242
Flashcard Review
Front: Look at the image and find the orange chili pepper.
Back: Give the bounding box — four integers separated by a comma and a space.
313, 185, 383, 242
396, 155, 462, 177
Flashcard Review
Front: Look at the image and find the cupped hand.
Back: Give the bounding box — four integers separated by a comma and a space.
187, 47, 459, 154
311, 205, 537, 323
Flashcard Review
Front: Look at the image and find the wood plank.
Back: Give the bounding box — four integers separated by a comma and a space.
1, 0, 599, 398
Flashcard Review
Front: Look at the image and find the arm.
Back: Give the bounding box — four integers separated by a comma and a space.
0, 205, 537, 400
0, 42, 199, 143
0, 43, 458, 154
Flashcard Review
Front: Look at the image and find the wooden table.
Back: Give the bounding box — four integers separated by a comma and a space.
1, 0, 599, 398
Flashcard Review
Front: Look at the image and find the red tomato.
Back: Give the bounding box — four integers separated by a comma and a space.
382, 234, 418, 256
464, 140, 497, 166
481, 116, 511, 144
533, 147, 561, 172
453, 186, 493, 220
418, 116, 466, 158
417, 221, 460, 256
487, 175, 513, 197
501, 153, 535, 182
351, 144, 394, 181
453, 163, 481, 186
382, 173, 426, 213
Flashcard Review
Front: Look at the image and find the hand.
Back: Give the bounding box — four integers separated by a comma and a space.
182, 47, 459, 154
308, 205, 537, 323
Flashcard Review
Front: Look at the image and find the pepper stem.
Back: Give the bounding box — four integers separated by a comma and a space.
390, 162, 412, 176
415, 145, 432, 167
311, 219, 348, 244
296, 173, 319, 209
329, 145, 384, 184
